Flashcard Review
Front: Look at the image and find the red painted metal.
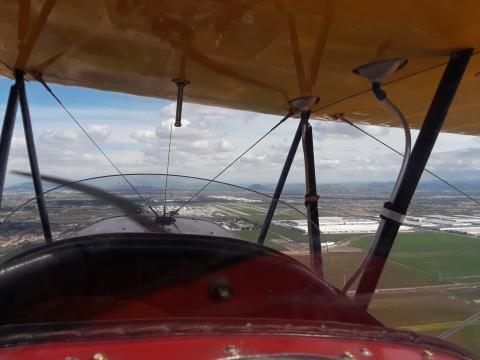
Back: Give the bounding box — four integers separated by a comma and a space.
0, 236, 476, 359
2, 236, 378, 326
0, 334, 467, 360
90, 255, 376, 324
0, 320, 474, 360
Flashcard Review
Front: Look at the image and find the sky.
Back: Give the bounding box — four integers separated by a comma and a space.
1, 76, 480, 188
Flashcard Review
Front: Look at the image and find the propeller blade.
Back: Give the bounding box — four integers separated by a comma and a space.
12, 171, 157, 231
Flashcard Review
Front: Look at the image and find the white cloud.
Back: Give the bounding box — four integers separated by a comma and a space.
155, 118, 221, 141
313, 120, 359, 140
11, 136, 26, 150
213, 140, 235, 152
37, 124, 111, 146
131, 129, 156, 143
39, 129, 81, 144
2, 80, 479, 187
159, 118, 191, 129
427, 148, 480, 174
87, 124, 111, 142
319, 159, 341, 166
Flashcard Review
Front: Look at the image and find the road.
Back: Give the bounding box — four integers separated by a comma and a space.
346, 282, 480, 296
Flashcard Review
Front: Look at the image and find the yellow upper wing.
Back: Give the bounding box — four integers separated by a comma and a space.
0, 0, 479, 134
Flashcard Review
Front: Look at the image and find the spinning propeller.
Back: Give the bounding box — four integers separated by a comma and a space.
13, 170, 162, 231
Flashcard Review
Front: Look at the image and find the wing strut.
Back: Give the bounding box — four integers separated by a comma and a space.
258, 97, 323, 276
0, 81, 19, 207
354, 48, 473, 309
301, 110, 322, 276
0, 69, 52, 242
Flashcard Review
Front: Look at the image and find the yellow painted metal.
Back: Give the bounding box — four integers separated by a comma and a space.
0, 0, 480, 134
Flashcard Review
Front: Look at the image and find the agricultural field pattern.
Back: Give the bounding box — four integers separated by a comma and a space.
0, 176, 479, 353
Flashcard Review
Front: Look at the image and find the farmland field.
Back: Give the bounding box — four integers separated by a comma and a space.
2, 195, 479, 353
180, 202, 480, 353
291, 252, 438, 289
290, 232, 480, 354
370, 292, 480, 353
238, 226, 366, 249
352, 232, 480, 253
352, 233, 480, 283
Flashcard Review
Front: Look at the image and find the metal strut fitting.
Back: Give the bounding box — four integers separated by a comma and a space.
354, 49, 473, 309
258, 95, 320, 246
258, 95, 323, 276
301, 109, 323, 276
172, 79, 190, 128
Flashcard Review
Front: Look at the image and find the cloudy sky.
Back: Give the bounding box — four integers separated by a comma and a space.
1, 76, 479, 188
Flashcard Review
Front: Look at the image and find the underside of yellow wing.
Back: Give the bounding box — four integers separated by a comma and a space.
0, 0, 479, 133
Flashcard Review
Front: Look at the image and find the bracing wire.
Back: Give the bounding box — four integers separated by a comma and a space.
1, 172, 324, 263
0, 172, 308, 230
310, 52, 480, 116
171, 110, 294, 216
1, 169, 330, 275
341, 91, 411, 294
163, 122, 174, 216
340, 117, 480, 207
35, 75, 159, 216
0, 58, 12, 72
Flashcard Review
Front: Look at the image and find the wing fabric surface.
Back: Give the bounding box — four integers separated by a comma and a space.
0, 1, 479, 133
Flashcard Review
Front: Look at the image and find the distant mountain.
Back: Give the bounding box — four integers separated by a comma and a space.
5, 181, 55, 193
248, 179, 480, 197
247, 183, 271, 192
6, 177, 480, 198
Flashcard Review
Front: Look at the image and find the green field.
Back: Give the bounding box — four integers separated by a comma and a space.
369, 292, 480, 353
370, 292, 473, 327
449, 323, 480, 354
3, 199, 480, 354
238, 226, 365, 250
352, 233, 480, 283
242, 228, 480, 288
352, 232, 480, 253
211, 202, 304, 223
237, 224, 307, 247
290, 232, 480, 354
352, 232, 480, 354
291, 252, 438, 289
